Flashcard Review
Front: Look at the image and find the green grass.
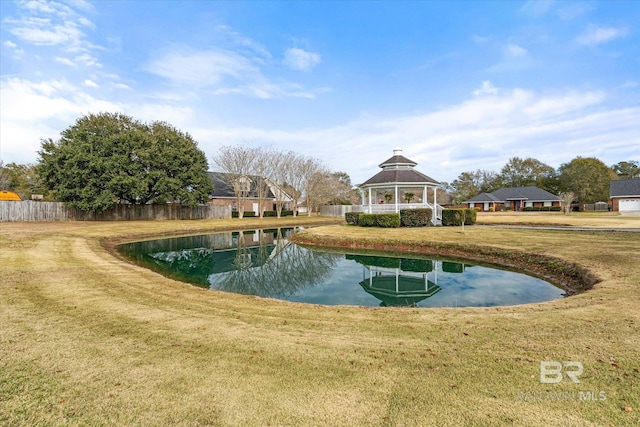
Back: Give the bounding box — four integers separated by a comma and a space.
1, 214, 639, 426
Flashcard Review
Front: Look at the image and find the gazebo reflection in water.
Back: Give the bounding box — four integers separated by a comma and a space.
347, 254, 468, 307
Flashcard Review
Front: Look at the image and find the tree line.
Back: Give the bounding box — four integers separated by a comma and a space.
442, 157, 639, 206
212, 145, 356, 218
0, 112, 355, 213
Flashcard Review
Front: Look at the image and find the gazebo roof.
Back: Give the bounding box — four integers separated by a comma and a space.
359, 148, 439, 187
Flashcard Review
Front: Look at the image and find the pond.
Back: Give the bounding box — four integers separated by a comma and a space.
117, 227, 565, 308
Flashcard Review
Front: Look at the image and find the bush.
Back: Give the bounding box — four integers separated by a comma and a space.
464, 208, 477, 225
523, 206, 562, 212
263, 210, 277, 217
232, 210, 256, 218
442, 208, 476, 226
400, 209, 432, 227
358, 213, 401, 228
345, 212, 360, 225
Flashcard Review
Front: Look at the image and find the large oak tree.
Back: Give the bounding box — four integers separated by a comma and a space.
37, 112, 213, 211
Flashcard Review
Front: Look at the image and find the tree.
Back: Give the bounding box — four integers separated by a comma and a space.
500, 157, 556, 190
450, 170, 501, 204
305, 167, 335, 215
0, 161, 10, 190
611, 161, 639, 180
1, 162, 50, 199
559, 192, 575, 215
558, 157, 616, 207
404, 192, 415, 203
37, 113, 213, 211
212, 145, 259, 218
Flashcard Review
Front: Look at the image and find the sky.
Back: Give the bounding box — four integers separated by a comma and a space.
1, 0, 639, 185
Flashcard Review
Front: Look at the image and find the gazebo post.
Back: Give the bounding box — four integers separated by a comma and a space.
433, 187, 437, 224
394, 185, 398, 213
368, 188, 372, 214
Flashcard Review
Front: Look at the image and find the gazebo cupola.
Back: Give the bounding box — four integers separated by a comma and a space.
357, 148, 442, 224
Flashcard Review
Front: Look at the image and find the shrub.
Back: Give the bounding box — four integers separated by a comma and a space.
358, 213, 400, 228
442, 208, 476, 226
232, 210, 256, 218
282, 210, 294, 216
263, 210, 277, 217
345, 212, 360, 225
464, 208, 477, 225
400, 209, 432, 227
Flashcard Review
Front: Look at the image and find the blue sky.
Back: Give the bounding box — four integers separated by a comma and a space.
1, 0, 639, 184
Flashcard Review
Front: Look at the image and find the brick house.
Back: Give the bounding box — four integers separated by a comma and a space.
610, 179, 640, 213
464, 186, 561, 212
208, 172, 292, 214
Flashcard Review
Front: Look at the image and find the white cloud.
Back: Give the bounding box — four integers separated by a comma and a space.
112, 83, 132, 91
146, 48, 258, 87
4, 40, 18, 49
146, 46, 320, 99
505, 43, 528, 58
193, 87, 639, 184
576, 25, 628, 46
283, 47, 321, 71
55, 56, 76, 66
473, 81, 499, 96
5, 0, 98, 54
83, 79, 98, 88
488, 43, 534, 73
520, 0, 554, 17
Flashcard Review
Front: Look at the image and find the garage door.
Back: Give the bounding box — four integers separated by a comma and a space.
619, 199, 640, 211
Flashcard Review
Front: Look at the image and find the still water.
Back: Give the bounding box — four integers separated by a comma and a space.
117, 227, 565, 308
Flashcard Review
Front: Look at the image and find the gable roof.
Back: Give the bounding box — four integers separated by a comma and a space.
465, 192, 501, 203
208, 172, 276, 199
610, 179, 640, 198
464, 186, 560, 203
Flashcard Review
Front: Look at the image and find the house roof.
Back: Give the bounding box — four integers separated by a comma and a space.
610, 179, 640, 198
465, 192, 501, 203
464, 186, 560, 203
208, 172, 276, 199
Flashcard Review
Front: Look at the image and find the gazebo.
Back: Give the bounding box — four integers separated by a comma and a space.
357, 148, 442, 224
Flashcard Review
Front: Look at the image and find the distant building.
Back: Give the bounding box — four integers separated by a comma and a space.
610, 179, 640, 213
208, 172, 292, 214
465, 186, 560, 212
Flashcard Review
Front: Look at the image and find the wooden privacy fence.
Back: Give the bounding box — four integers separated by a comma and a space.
0, 201, 231, 222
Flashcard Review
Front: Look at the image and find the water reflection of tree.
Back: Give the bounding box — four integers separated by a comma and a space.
123, 228, 341, 297
209, 228, 341, 298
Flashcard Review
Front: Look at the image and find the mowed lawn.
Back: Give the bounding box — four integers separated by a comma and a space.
1, 213, 639, 426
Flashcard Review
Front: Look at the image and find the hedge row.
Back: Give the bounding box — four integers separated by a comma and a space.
263, 210, 294, 217
358, 213, 401, 228
523, 206, 562, 212
345, 208, 476, 227
232, 210, 295, 218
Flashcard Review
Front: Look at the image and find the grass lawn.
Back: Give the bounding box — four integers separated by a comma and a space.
1, 213, 639, 426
